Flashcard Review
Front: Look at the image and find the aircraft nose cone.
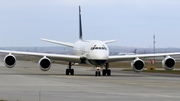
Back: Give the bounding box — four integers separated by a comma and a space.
97, 52, 108, 59
87, 51, 109, 66
89, 51, 109, 60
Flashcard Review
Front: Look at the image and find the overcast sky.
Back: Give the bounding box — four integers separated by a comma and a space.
0, 0, 180, 48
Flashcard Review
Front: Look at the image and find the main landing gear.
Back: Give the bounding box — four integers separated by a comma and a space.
102, 63, 111, 76
95, 63, 111, 76
66, 62, 74, 75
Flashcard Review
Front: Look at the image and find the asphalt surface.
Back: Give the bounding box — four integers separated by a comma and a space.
0, 59, 180, 101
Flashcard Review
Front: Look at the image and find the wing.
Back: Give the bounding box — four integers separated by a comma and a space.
103, 40, 116, 44
0, 50, 81, 63
41, 38, 74, 47
108, 52, 180, 62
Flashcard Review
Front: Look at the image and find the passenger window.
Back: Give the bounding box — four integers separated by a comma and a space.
95, 47, 98, 49
99, 47, 102, 49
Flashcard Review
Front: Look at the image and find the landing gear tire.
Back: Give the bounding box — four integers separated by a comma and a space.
70, 69, 74, 75
103, 63, 111, 76
107, 69, 111, 76
66, 69, 74, 75
66, 69, 69, 75
66, 62, 74, 75
102, 69, 111, 76
102, 69, 107, 76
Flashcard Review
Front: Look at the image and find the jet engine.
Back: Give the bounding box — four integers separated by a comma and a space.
131, 58, 145, 72
4, 54, 16, 68
38, 56, 51, 71
162, 56, 176, 70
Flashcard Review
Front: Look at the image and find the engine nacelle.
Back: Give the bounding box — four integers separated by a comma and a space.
38, 56, 51, 71
162, 56, 176, 70
131, 58, 145, 72
4, 54, 16, 68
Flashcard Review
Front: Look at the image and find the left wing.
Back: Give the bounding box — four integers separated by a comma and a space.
108, 52, 180, 62
0, 50, 81, 63
41, 38, 74, 47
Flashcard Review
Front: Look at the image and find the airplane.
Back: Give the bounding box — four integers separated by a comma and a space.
0, 6, 179, 76
119, 49, 137, 55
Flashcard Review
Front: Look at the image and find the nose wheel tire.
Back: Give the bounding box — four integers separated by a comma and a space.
95, 71, 101, 76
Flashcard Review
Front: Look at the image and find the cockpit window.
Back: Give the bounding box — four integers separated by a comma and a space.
91, 47, 107, 50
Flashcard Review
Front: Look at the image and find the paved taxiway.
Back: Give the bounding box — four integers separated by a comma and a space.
0, 59, 180, 101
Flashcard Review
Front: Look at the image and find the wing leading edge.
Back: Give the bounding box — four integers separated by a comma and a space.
108, 52, 180, 62
0, 50, 81, 63
41, 38, 74, 47
103, 40, 116, 44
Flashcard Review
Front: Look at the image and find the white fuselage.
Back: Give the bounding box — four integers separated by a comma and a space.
73, 40, 109, 66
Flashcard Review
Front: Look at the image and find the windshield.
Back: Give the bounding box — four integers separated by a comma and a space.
91, 47, 107, 50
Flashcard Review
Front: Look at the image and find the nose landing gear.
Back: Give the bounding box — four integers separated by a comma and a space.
95, 67, 101, 76
95, 63, 111, 76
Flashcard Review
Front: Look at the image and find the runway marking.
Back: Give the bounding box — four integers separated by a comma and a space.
126, 83, 137, 84
145, 85, 156, 87
50, 75, 62, 77
50, 75, 94, 79
156, 86, 168, 88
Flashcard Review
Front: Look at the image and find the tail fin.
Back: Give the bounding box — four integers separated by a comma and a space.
79, 6, 83, 40
133, 49, 137, 54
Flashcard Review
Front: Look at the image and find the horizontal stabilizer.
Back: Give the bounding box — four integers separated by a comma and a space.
41, 38, 74, 47
103, 40, 116, 44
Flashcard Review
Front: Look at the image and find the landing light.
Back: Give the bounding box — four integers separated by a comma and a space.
96, 67, 101, 70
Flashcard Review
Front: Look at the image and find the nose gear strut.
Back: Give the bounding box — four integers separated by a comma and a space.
95, 67, 101, 76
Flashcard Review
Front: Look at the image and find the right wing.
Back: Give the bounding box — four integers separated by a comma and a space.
0, 50, 81, 63
103, 40, 116, 44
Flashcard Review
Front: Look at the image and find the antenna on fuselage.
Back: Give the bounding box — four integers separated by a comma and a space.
79, 6, 83, 40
